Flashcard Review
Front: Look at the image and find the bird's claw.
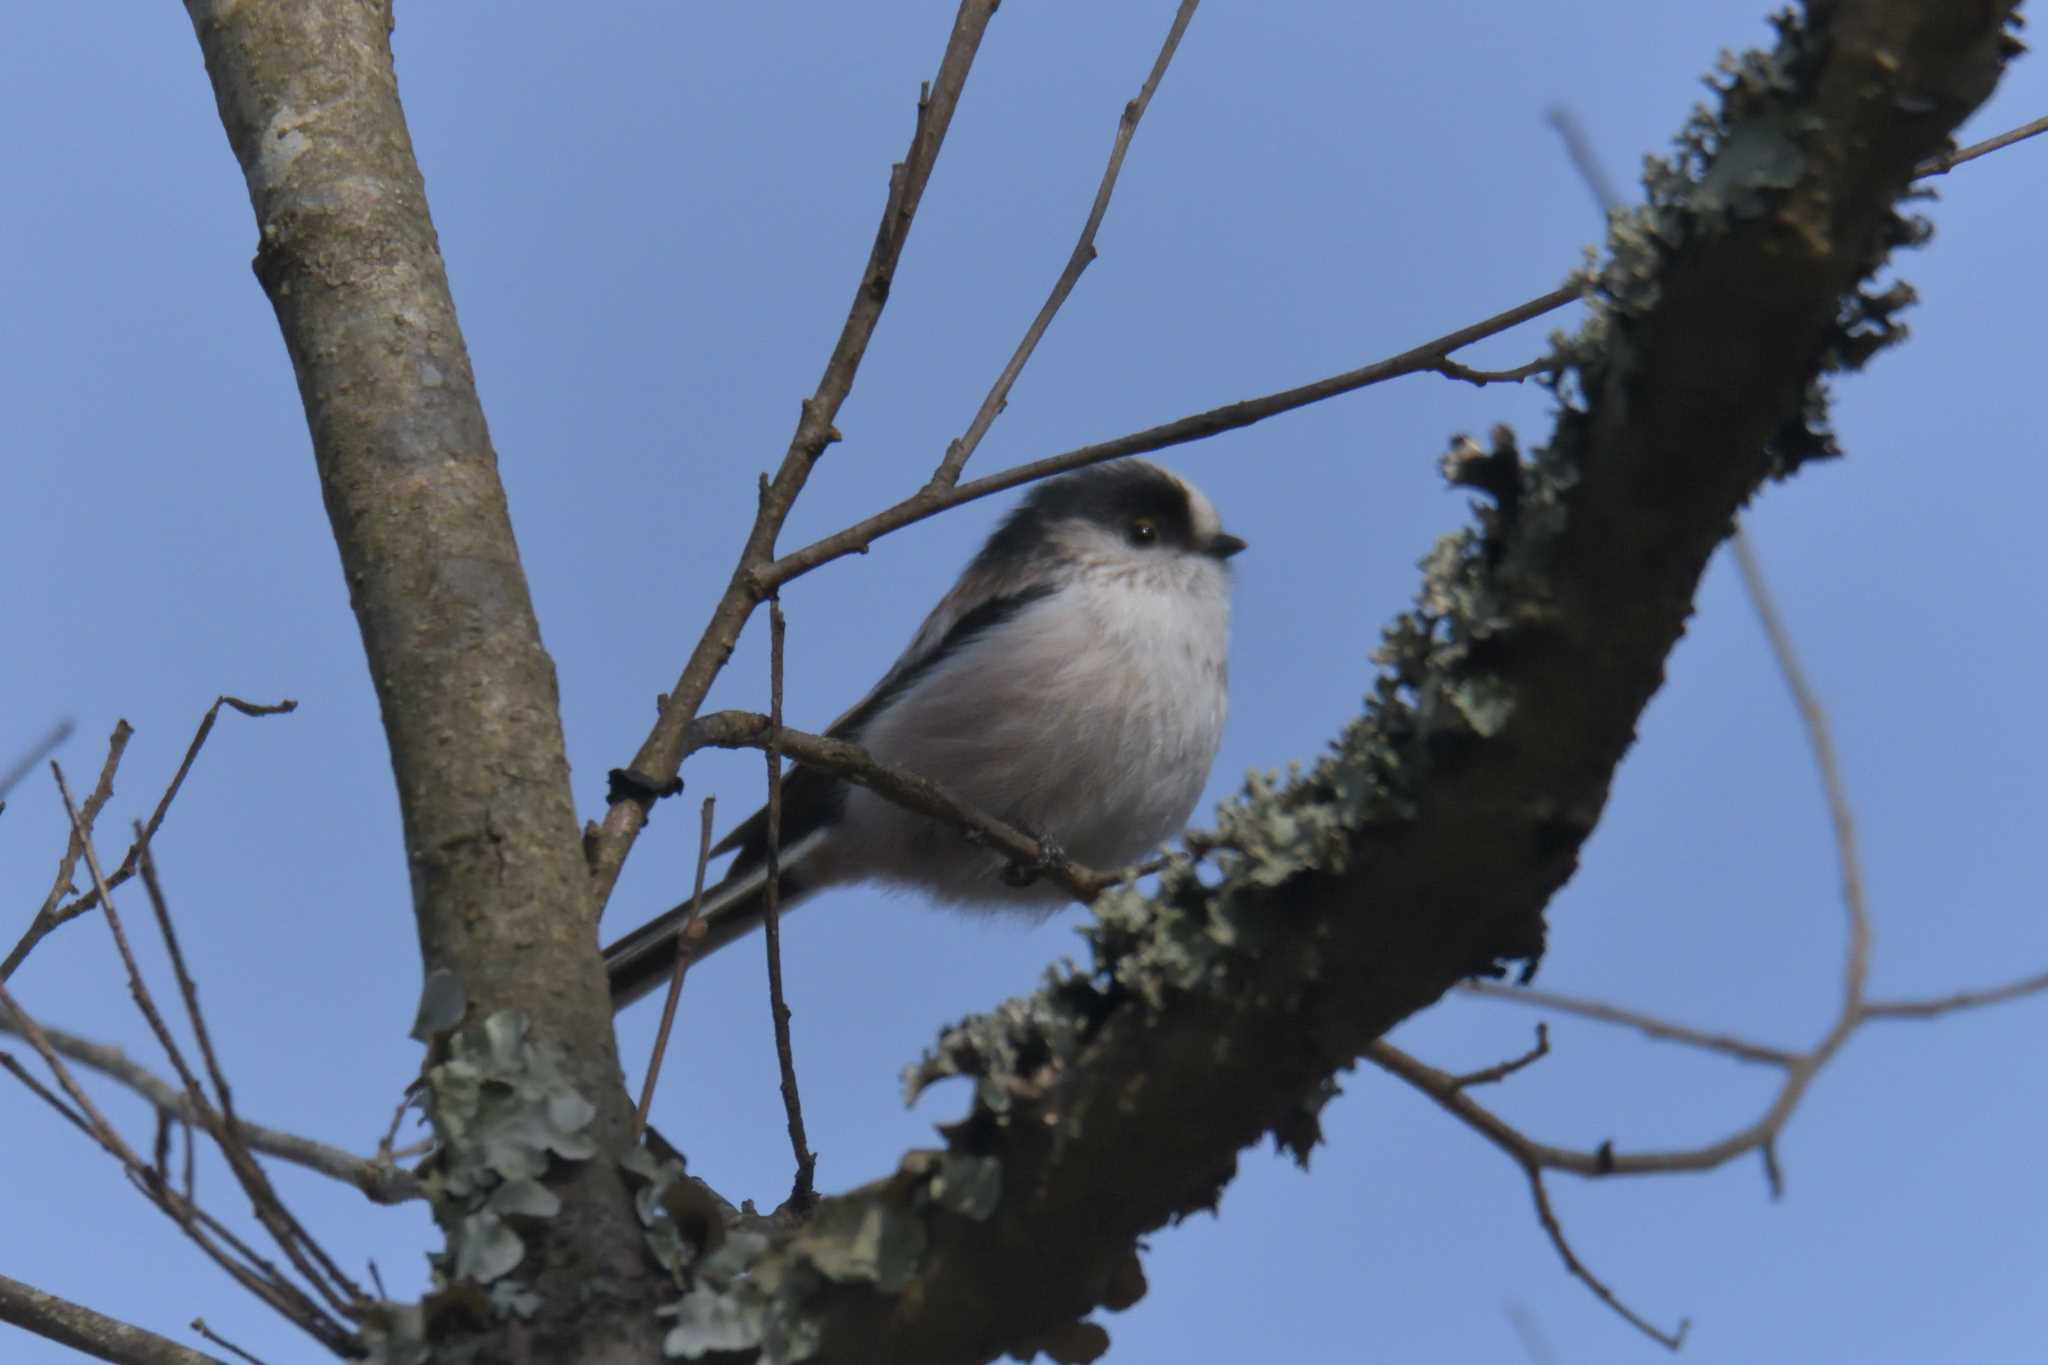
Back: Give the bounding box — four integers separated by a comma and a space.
999, 832, 1068, 888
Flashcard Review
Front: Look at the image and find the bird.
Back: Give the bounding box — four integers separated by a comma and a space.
603, 458, 1246, 1008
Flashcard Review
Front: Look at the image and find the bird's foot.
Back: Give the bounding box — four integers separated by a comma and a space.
999, 831, 1069, 888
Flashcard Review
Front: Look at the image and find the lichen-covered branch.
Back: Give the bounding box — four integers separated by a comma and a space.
645, 6, 2023, 1361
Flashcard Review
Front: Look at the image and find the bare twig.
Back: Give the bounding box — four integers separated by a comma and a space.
8, 699, 296, 985
0, 1270, 229, 1365
635, 796, 717, 1137
1546, 106, 1624, 215
0, 982, 354, 1352
0, 1050, 95, 1140
1863, 969, 2048, 1018
0, 717, 73, 802
1401, 522, 2048, 1344
189, 1318, 268, 1365
1916, 110, 2048, 176
684, 710, 1112, 899
1456, 980, 1799, 1067
1429, 354, 1560, 387
133, 835, 368, 1311
51, 776, 363, 1323
763, 603, 818, 1210
8, 720, 131, 984
1525, 1168, 1688, 1350
759, 105, 2048, 598
1732, 527, 1871, 1012
767, 283, 1582, 592
1366, 1039, 1691, 1349
0, 1011, 418, 1199
931, 0, 1202, 488
62, 698, 296, 925
586, 0, 1002, 912
1449, 1023, 1550, 1090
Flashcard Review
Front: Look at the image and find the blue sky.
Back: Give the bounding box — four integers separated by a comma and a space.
4, 4, 2044, 1362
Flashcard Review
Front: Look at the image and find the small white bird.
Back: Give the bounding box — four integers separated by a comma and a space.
604, 458, 1245, 1008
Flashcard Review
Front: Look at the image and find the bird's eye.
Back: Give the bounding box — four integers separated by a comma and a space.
1127, 517, 1159, 547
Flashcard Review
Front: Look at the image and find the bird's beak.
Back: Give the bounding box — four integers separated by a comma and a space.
1206, 532, 1248, 560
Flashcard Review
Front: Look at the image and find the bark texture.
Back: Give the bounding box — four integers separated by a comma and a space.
183, 2, 654, 1358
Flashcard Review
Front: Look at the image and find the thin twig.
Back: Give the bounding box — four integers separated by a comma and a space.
1863, 969, 2048, 1018
762, 602, 818, 1210
931, 0, 1202, 488
764, 104, 2048, 596
134, 834, 368, 1310
1525, 1169, 1688, 1350
1450, 1023, 1550, 1089
1546, 106, 1624, 215
636, 796, 718, 1137
1429, 355, 1560, 387
1390, 521, 1977, 1345
1457, 980, 1798, 1067
190, 1318, 269, 1365
0, 1270, 229, 1365
8, 720, 131, 984
765, 283, 1582, 593
585, 0, 1002, 913
1916, 110, 2048, 176
1365, 1040, 1687, 1349
8, 698, 296, 984
0, 983, 355, 1352
0, 1050, 96, 1140
0, 717, 74, 803
54, 777, 362, 1321
1732, 526, 1870, 1013
684, 710, 1111, 898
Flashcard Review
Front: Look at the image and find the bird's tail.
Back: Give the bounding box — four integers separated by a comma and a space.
602, 857, 814, 1010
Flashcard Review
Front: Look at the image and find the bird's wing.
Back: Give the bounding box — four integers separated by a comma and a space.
708, 581, 1060, 867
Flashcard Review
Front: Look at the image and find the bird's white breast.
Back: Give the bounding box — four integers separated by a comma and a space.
839, 555, 1233, 908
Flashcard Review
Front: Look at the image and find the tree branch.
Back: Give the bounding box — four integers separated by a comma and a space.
930, 0, 1203, 488
765, 282, 1581, 591
683, 710, 1120, 901
0, 1005, 419, 1204
183, 0, 647, 1352
586, 0, 1002, 911
0, 1271, 227, 1365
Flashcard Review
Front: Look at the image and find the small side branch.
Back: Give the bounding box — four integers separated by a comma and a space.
1916, 110, 2048, 176
1458, 980, 1798, 1068
635, 796, 718, 1136
931, 0, 1203, 488
1367, 1040, 1690, 1350
1450, 1023, 1549, 1089
6, 698, 295, 985
585, 0, 1003, 913
1414, 519, 2048, 1344
763, 603, 818, 1210
686, 711, 1120, 901
0, 718, 74, 803
766, 283, 1582, 592
0, 1006, 419, 1203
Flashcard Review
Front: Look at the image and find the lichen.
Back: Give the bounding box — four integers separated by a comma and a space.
418, 1011, 597, 1307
